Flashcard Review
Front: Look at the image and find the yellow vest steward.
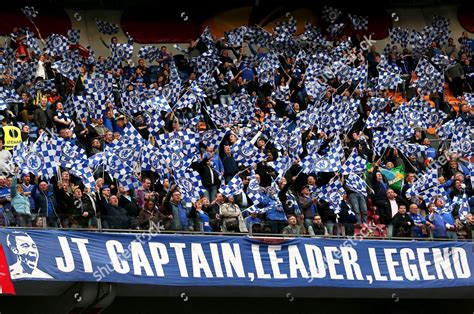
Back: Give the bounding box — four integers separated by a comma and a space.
3, 126, 22, 150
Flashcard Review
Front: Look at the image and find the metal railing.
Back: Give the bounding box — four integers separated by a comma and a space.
3, 215, 473, 242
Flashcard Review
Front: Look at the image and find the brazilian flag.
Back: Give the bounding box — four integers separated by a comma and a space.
367, 163, 405, 192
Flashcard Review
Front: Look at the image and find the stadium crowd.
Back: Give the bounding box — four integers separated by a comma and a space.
0, 9, 472, 240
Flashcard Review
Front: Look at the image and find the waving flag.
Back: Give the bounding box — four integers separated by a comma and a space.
246, 169, 265, 205
348, 14, 369, 30
112, 43, 133, 62
57, 139, 96, 190
52, 59, 82, 81
84, 73, 114, 95
200, 129, 227, 150
341, 148, 367, 175
273, 155, 293, 181
345, 173, 367, 196
231, 139, 267, 168
45, 34, 68, 56
96, 19, 119, 35
138, 46, 160, 63
322, 5, 342, 23
301, 139, 342, 174
219, 174, 244, 197
313, 179, 345, 213
176, 171, 205, 203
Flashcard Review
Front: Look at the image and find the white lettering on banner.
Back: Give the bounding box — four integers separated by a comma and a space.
252, 244, 271, 279
71, 238, 93, 273
56, 237, 75, 272
432, 248, 454, 280
400, 248, 420, 281
191, 243, 213, 278
340, 247, 363, 280
324, 247, 344, 280
417, 248, 436, 280
170, 243, 189, 277
209, 243, 224, 278
268, 245, 287, 279
131, 242, 154, 276
368, 248, 388, 281
148, 243, 169, 277
304, 245, 326, 278
221, 243, 245, 278
384, 249, 403, 281
106, 240, 130, 274
452, 248, 471, 279
288, 245, 309, 279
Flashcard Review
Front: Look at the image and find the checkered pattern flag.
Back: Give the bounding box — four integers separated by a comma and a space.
155, 130, 201, 158
231, 139, 267, 168
174, 90, 198, 110
432, 16, 450, 30
138, 46, 160, 63
56, 138, 96, 190
450, 125, 473, 157
225, 26, 247, 47
328, 23, 346, 38
25, 29, 41, 56
45, 34, 69, 57
313, 178, 345, 213
176, 171, 205, 203
377, 69, 402, 90
451, 194, 470, 222
52, 59, 82, 81
246, 169, 266, 205
84, 73, 114, 95
11, 61, 37, 84
341, 148, 367, 175
464, 93, 474, 106
273, 155, 293, 181
29, 134, 61, 179
96, 19, 119, 35
0, 87, 21, 110
112, 43, 133, 61
219, 174, 244, 197
67, 29, 81, 45
200, 129, 227, 150
301, 140, 342, 174
322, 5, 342, 23
348, 14, 369, 30
345, 173, 367, 196
106, 153, 140, 190
21, 6, 38, 21
141, 143, 165, 176
71, 94, 106, 120
406, 167, 438, 198
12, 141, 32, 175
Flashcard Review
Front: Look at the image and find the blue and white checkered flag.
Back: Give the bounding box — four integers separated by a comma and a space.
176, 171, 206, 203
246, 169, 265, 205
200, 129, 227, 150
174, 90, 198, 110
225, 26, 247, 47
313, 178, 345, 213
45, 34, 69, 57
96, 19, 119, 35
21, 6, 38, 21
52, 59, 82, 81
273, 155, 293, 181
25, 29, 41, 56
57, 139, 96, 190
450, 125, 473, 157
341, 148, 367, 175
348, 14, 369, 30
84, 73, 114, 95
112, 43, 133, 62
322, 5, 342, 23
451, 194, 470, 222
406, 167, 439, 198
219, 174, 244, 197
231, 139, 267, 168
464, 93, 474, 106
345, 173, 367, 197
138, 46, 160, 63
27, 134, 61, 179
301, 138, 342, 174
67, 29, 81, 45
0, 87, 21, 110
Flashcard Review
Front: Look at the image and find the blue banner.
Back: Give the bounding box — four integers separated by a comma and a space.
0, 229, 473, 288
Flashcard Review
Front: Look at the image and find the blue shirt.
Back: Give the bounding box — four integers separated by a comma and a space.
427, 213, 447, 238
245, 216, 262, 230
197, 212, 212, 232
408, 212, 426, 238
177, 203, 188, 230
